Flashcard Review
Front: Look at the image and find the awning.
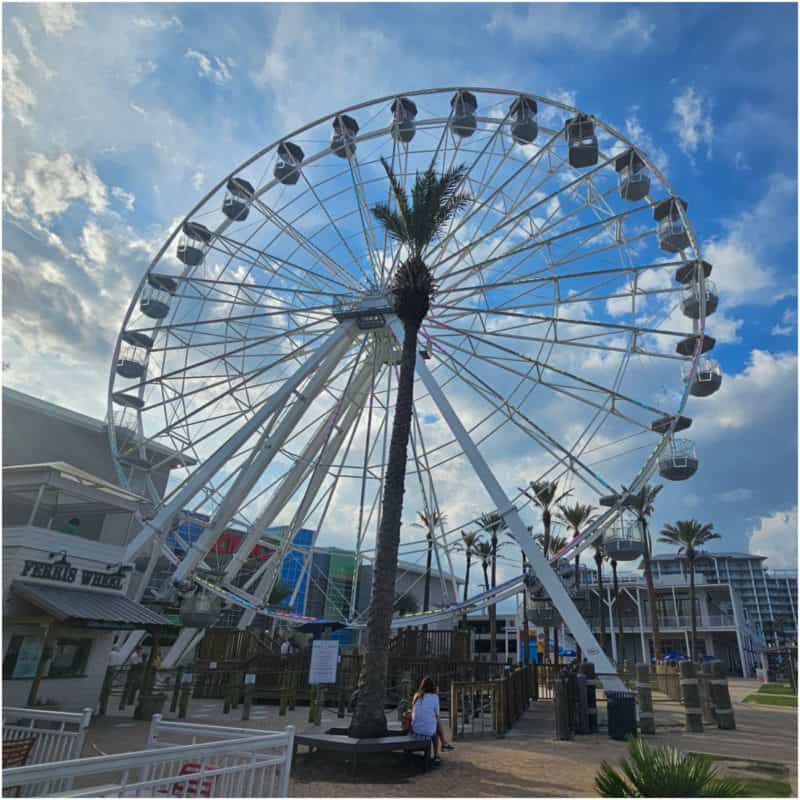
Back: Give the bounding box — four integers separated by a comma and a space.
11, 581, 175, 629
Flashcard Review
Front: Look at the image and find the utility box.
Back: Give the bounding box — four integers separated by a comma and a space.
606, 691, 638, 741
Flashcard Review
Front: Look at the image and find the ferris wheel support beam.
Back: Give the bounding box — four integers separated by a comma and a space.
164, 324, 358, 590
223, 350, 377, 585
237, 355, 376, 628
122, 321, 356, 564
389, 318, 624, 693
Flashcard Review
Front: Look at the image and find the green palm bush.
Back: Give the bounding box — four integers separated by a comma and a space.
595, 739, 747, 797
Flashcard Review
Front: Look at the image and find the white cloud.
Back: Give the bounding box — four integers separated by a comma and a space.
111, 186, 136, 212
133, 15, 182, 32
772, 308, 797, 336
718, 488, 753, 503
81, 220, 109, 265
191, 170, 205, 191
701, 172, 795, 307
486, 6, 655, 53
749, 508, 798, 569
3, 52, 37, 127
623, 108, 668, 171
37, 3, 81, 37
670, 86, 713, 161
19, 153, 108, 221
185, 49, 233, 84
12, 19, 56, 80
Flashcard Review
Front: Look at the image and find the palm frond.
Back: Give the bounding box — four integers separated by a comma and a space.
372, 204, 408, 244
378, 156, 410, 228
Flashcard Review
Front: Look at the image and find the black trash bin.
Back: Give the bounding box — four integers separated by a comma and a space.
606, 691, 637, 740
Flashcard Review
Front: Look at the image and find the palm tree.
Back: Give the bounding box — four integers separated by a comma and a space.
533, 531, 569, 664
593, 541, 607, 653
524, 481, 572, 663
349, 159, 469, 739
458, 530, 481, 608
478, 511, 508, 662
610, 557, 623, 664
413, 510, 447, 616
628, 484, 663, 663
658, 520, 720, 661
474, 540, 494, 591
558, 502, 596, 662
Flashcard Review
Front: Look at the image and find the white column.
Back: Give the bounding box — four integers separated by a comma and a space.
635, 587, 648, 663
395, 319, 625, 692
608, 586, 617, 664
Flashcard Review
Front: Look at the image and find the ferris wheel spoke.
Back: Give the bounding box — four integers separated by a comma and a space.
246, 195, 363, 292
424, 337, 612, 496
346, 155, 382, 285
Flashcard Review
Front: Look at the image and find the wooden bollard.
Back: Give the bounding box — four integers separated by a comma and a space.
278, 670, 289, 717
698, 662, 716, 724
579, 662, 598, 733
308, 685, 318, 724
679, 661, 703, 732
710, 661, 736, 730
288, 670, 297, 710
553, 674, 573, 740
223, 672, 233, 715
636, 663, 655, 734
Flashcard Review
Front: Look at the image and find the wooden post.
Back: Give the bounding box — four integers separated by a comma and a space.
553, 673, 572, 740
223, 671, 233, 715
636, 663, 655, 734
242, 675, 253, 721
679, 660, 703, 732
698, 662, 715, 724
579, 662, 598, 733
231, 670, 241, 709
279, 668, 289, 717
27, 624, 54, 708
170, 669, 181, 713
98, 667, 114, 717
178, 673, 192, 719
709, 660, 735, 730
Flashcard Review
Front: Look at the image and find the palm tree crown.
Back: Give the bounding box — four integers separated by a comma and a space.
373, 158, 470, 325
658, 519, 720, 558
557, 502, 596, 538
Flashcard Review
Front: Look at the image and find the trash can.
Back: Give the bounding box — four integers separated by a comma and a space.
606, 691, 637, 740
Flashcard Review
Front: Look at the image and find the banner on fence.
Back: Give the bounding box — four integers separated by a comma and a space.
309, 640, 339, 685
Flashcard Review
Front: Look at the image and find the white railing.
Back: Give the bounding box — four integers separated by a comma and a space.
3, 716, 295, 798
3, 706, 92, 795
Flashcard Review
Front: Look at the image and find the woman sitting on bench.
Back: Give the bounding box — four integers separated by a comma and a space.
410, 676, 454, 765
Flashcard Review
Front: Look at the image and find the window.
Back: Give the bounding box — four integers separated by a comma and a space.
3, 635, 44, 679
47, 638, 92, 678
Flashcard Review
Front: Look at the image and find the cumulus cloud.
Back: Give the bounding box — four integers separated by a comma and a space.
772, 308, 797, 336
701, 172, 795, 307
670, 85, 713, 161
17, 153, 108, 221
623, 108, 668, 171
185, 49, 233, 84
486, 6, 655, 53
12, 19, 56, 80
81, 220, 109, 265
37, 3, 81, 36
3, 52, 37, 127
749, 508, 798, 569
111, 186, 136, 212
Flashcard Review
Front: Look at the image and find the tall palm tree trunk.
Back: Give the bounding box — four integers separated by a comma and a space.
612, 560, 622, 665
422, 531, 433, 648
596, 557, 606, 653
689, 555, 697, 661
349, 320, 419, 738
574, 553, 582, 662
640, 521, 662, 663
462, 551, 471, 628
489, 533, 497, 662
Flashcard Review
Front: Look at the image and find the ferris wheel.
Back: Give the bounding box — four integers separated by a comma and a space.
108, 87, 719, 672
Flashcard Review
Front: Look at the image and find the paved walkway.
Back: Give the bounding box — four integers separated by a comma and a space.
84, 679, 796, 797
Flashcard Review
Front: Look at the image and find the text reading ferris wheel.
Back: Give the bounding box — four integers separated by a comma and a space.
109, 88, 720, 668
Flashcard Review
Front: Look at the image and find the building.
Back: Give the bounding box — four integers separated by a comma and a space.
649, 552, 797, 647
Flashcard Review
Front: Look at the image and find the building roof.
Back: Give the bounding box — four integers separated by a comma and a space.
12, 581, 175, 628
650, 551, 767, 562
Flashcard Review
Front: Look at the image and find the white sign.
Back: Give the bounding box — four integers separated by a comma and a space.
209, 661, 217, 670
181, 672, 193, 684
309, 640, 339, 685
244, 673, 256, 685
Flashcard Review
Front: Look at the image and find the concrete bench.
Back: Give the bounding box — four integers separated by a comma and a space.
293, 729, 433, 775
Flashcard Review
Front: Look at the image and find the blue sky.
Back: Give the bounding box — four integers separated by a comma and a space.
3, 3, 798, 577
